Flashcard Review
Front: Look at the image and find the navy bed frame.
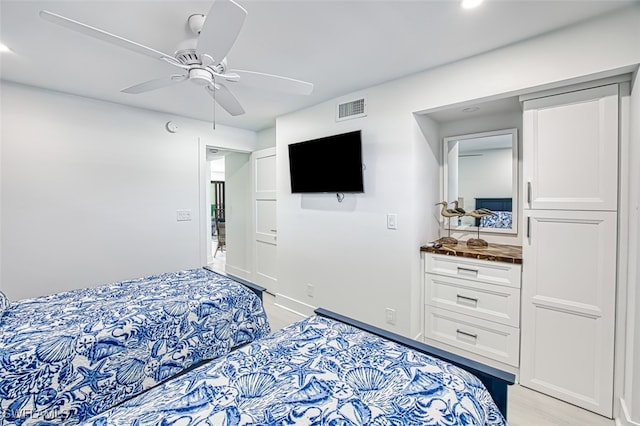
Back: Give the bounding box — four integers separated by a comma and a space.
202, 266, 266, 301
315, 308, 516, 419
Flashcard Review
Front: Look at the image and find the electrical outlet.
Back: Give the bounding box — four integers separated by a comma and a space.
176, 209, 192, 221
387, 213, 398, 230
307, 284, 314, 298
385, 308, 396, 325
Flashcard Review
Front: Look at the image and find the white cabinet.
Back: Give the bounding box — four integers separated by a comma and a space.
423, 250, 522, 370
522, 84, 618, 211
520, 210, 617, 416
520, 84, 619, 417
425, 274, 520, 327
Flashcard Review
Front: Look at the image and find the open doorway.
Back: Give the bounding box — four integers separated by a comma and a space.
207, 148, 226, 272
202, 146, 252, 281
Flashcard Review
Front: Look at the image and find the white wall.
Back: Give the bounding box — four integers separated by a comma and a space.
277, 95, 436, 338
459, 148, 512, 206
276, 91, 436, 337
274, 3, 639, 354
210, 158, 225, 181
412, 114, 442, 338
257, 127, 276, 149
0, 81, 257, 300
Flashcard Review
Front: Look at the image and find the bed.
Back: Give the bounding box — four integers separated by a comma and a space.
475, 197, 513, 229
83, 308, 515, 425
0, 267, 271, 425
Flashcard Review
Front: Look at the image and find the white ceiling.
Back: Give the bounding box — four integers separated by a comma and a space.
1, 0, 636, 132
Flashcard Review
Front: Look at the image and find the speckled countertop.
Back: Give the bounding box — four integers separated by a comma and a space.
420, 242, 522, 264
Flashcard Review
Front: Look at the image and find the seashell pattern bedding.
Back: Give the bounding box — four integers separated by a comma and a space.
84, 315, 506, 426
0, 268, 270, 425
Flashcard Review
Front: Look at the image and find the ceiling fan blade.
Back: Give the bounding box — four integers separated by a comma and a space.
196, 0, 247, 65
229, 69, 314, 95
206, 84, 245, 116
40, 10, 185, 69
121, 75, 188, 94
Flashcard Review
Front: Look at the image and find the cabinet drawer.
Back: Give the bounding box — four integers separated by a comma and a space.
425, 307, 520, 367
426, 274, 520, 327
426, 253, 521, 288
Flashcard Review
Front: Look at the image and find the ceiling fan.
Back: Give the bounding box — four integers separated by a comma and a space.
39, 0, 314, 118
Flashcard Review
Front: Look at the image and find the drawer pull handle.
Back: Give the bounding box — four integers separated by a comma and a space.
527, 181, 532, 205
456, 294, 478, 306
456, 329, 478, 340
457, 267, 479, 275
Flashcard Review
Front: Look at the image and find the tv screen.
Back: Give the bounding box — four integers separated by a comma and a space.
288, 130, 364, 193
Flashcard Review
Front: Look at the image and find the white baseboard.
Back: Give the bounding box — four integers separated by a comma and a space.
274, 293, 316, 317
617, 398, 640, 426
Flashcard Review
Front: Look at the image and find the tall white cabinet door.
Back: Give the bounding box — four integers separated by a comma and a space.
523, 84, 618, 211
252, 148, 277, 293
520, 209, 617, 417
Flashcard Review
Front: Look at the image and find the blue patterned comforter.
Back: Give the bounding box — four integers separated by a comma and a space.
0, 268, 270, 425
84, 315, 506, 426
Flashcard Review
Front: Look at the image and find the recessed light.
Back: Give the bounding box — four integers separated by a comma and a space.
0, 43, 11, 53
462, 106, 480, 113
461, 0, 484, 9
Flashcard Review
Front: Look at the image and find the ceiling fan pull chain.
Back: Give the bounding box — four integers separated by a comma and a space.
213, 81, 216, 130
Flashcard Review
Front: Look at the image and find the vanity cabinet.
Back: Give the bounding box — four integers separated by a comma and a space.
422, 244, 522, 372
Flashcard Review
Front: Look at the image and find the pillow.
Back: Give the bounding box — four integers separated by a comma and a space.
0, 291, 9, 318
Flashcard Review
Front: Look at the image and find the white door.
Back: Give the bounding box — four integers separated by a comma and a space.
520, 209, 617, 417
522, 84, 618, 211
224, 152, 252, 280
252, 147, 277, 293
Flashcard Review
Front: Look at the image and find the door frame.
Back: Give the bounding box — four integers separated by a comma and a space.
198, 139, 252, 270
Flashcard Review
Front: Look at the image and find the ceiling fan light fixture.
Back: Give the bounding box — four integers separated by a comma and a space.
461, 0, 483, 9
188, 68, 213, 85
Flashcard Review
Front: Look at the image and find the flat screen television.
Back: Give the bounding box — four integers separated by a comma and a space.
288, 130, 364, 193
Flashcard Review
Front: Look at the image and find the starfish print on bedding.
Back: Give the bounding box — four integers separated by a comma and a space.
184, 320, 209, 341
384, 351, 427, 378
281, 357, 325, 387
72, 361, 111, 393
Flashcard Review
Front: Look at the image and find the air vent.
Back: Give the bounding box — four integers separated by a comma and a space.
336, 97, 367, 121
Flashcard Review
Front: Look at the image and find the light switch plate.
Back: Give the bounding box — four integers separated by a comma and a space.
385, 308, 396, 325
176, 209, 192, 221
387, 213, 398, 229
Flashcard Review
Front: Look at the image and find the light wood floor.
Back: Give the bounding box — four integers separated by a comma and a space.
261, 293, 615, 426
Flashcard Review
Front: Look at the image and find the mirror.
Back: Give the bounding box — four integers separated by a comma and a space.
443, 128, 518, 234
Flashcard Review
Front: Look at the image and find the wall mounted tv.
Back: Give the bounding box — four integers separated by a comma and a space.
288, 130, 364, 193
